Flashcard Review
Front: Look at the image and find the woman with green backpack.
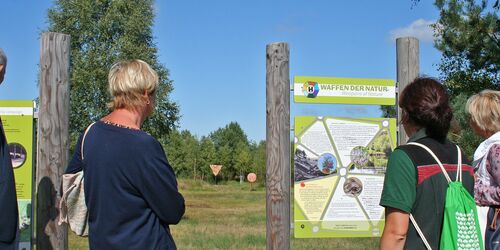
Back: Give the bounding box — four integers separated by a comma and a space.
379, 77, 480, 250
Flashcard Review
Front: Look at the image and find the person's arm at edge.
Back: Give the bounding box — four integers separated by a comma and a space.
475, 144, 500, 205
380, 207, 409, 250
64, 132, 84, 174
379, 148, 415, 250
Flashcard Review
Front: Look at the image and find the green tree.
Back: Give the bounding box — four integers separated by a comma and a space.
46, 0, 179, 146
198, 136, 216, 181
235, 141, 251, 183
181, 130, 200, 179
163, 130, 185, 176
431, 0, 499, 153
249, 140, 266, 184
210, 122, 249, 149
432, 0, 499, 96
449, 93, 484, 157
209, 122, 249, 180
215, 145, 232, 181
409, 0, 498, 153
163, 130, 199, 177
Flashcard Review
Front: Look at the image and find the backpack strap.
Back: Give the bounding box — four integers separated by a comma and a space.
406, 142, 463, 250
409, 214, 432, 250
456, 145, 462, 182
407, 142, 462, 183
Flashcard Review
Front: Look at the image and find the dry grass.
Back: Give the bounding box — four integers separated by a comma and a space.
68, 179, 379, 249
172, 180, 267, 249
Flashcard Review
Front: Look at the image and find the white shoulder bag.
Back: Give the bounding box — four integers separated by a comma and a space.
58, 122, 95, 236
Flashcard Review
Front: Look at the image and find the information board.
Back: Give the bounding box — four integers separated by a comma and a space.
294, 116, 396, 238
0, 100, 34, 249
294, 76, 396, 105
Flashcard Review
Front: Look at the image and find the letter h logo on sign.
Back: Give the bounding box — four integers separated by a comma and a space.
307, 86, 314, 93
302, 81, 319, 98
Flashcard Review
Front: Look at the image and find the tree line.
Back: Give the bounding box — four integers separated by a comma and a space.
160, 122, 266, 183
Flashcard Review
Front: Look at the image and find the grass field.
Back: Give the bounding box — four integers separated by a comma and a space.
68, 179, 380, 249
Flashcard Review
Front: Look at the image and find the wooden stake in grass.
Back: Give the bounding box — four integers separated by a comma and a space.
37, 32, 71, 250
266, 42, 290, 250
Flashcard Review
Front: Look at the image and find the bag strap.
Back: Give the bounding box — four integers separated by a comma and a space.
80, 122, 96, 161
406, 142, 463, 250
407, 142, 462, 183
409, 214, 432, 250
58, 122, 95, 227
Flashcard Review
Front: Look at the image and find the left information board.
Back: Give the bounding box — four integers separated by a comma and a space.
0, 100, 34, 249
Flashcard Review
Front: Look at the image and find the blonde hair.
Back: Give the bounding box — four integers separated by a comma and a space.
466, 89, 500, 133
107, 59, 158, 110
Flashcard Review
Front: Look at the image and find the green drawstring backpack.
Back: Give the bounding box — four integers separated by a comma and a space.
408, 142, 483, 250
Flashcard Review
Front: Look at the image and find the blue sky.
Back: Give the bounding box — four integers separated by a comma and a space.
0, 0, 441, 142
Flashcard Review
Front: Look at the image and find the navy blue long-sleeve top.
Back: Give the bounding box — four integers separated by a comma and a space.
0, 119, 18, 249
66, 121, 185, 250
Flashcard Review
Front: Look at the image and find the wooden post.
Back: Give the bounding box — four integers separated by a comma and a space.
396, 37, 419, 145
36, 32, 71, 250
266, 42, 290, 250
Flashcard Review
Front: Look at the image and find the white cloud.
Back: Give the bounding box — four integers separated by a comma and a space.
389, 19, 436, 43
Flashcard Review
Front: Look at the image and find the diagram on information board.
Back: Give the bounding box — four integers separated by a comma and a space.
294, 116, 396, 238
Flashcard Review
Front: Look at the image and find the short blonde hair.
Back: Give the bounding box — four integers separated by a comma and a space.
107, 59, 158, 110
466, 89, 500, 133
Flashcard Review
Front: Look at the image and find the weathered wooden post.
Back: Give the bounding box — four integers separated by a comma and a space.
36, 32, 70, 250
266, 42, 290, 250
396, 37, 419, 145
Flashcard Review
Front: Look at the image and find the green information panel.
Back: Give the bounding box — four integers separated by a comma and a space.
0, 100, 34, 249
294, 116, 396, 238
294, 76, 396, 105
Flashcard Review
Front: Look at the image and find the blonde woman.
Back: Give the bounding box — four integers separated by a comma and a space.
65, 60, 185, 249
468, 90, 500, 250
